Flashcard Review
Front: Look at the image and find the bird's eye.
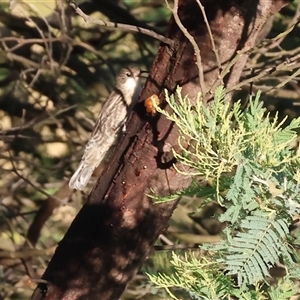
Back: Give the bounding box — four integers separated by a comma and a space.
125, 72, 131, 77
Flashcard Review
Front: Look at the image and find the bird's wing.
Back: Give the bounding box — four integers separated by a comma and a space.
90, 91, 124, 137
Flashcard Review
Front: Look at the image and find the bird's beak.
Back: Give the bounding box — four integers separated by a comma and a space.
139, 70, 149, 78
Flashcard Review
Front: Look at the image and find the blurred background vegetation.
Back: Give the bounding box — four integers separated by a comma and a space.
0, 0, 299, 299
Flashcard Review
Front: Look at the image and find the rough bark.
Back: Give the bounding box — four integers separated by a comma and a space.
31, 0, 289, 299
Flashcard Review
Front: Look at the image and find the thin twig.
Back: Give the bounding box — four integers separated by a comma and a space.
247, 14, 300, 74
0, 37, 67, 52
226, 53, 300, 94
195, 0, 222, 74
0, 246, 56, 259
0, 104, 77, 135
8, 150, 69, 205
26, 5, 56, 74
263, 8, 300, 52
168, 0, 206, 94
5, 52, 43, 69
67, 1, 174, 47
266, 67, 300, 93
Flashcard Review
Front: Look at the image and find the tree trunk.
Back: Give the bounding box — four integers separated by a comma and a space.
31, 0, 289, 299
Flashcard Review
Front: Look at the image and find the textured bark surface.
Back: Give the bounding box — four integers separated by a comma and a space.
31, 0, 289, 299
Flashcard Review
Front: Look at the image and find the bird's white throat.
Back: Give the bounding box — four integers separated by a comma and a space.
125, 77, 137, 90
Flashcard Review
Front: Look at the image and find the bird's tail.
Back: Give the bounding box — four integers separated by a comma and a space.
69, 138, 111, 190
69, 160, 95, 190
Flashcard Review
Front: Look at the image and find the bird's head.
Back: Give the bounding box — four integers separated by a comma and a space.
116, 65, 141, 93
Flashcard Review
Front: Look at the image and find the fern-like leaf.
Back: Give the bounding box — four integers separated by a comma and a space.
222, 212, 291, 285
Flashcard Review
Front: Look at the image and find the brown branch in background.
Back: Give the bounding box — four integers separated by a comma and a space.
66, 0, 175, 47
26, 182, 73, 247
0, 247, 56, 259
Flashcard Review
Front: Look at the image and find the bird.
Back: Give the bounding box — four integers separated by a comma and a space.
69, 65, 142, 190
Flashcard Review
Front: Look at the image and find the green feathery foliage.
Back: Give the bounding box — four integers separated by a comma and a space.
147, 251, 234, 300
147, 86, 300, 299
